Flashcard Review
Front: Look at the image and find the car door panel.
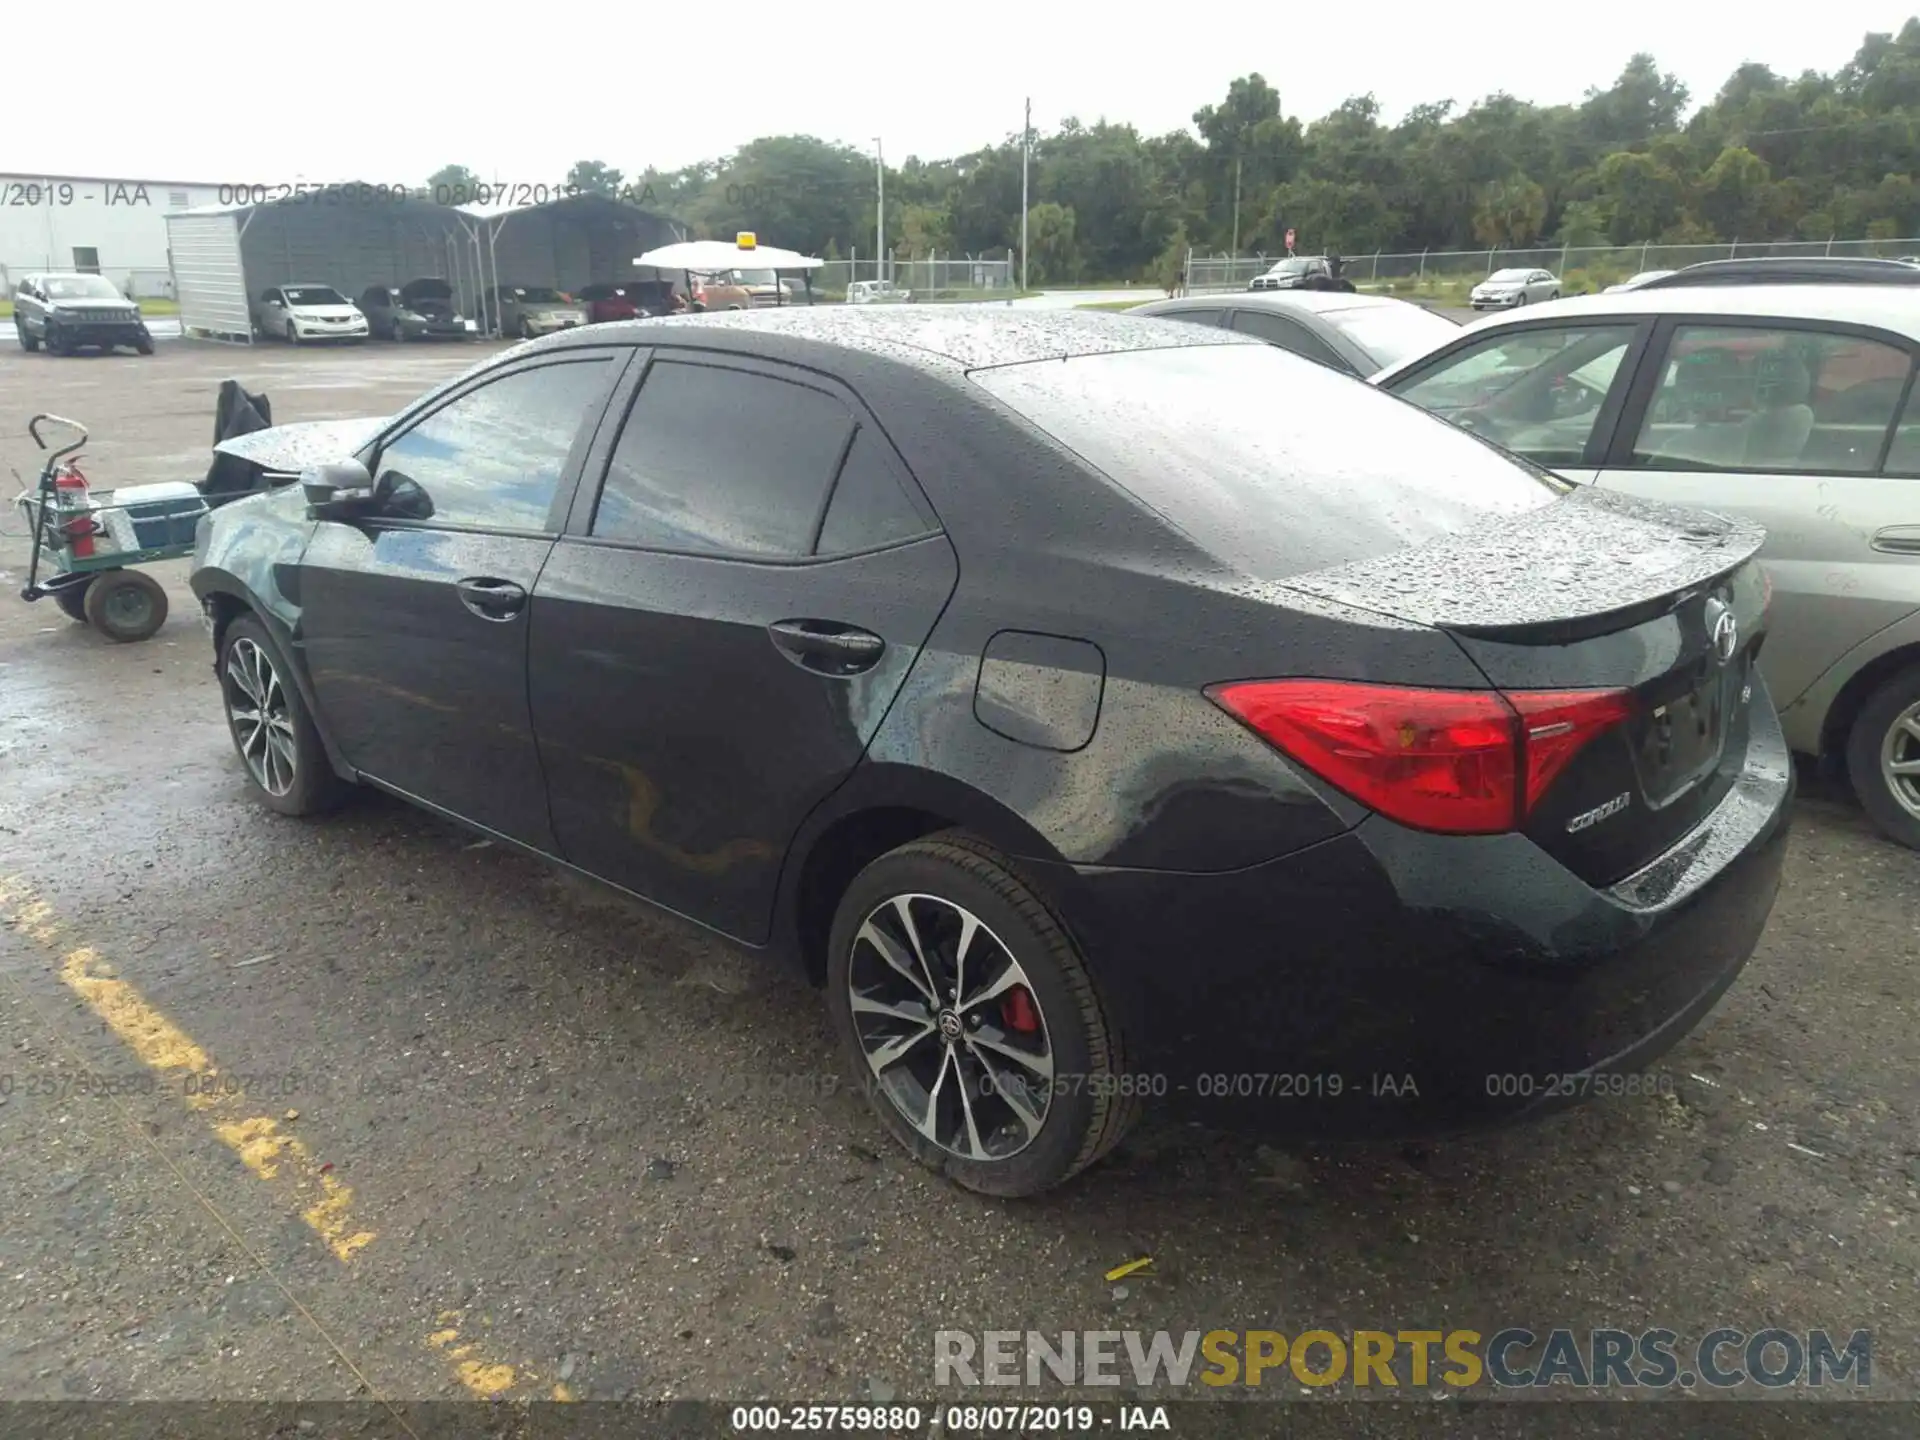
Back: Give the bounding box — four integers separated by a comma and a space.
530, 535, 957, 940
300, 525, 558, 842
297, 351, 628, 847
529, 353, 959, 942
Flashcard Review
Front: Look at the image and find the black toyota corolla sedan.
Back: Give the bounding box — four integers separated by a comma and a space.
190, 308, 1792, 1197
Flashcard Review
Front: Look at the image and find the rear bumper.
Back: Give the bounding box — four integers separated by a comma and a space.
1032, 687, 1795, 1139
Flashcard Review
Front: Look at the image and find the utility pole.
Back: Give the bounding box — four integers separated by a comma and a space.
872, 137, 884, 286
1231, 155, 1242, 257
1020, 97, 1031, 293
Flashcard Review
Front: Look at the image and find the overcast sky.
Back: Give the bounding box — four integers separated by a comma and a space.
23, 3, 1911, 185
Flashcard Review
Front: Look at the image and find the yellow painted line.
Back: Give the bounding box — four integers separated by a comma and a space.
0, 874, 540, 1400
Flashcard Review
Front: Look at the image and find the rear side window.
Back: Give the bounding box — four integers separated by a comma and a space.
973, 344, 1565, 582
1230, 309, 1347, 369
815, 428, 932, 554
1633, 325, 1913, 475
591, 360, 855, 557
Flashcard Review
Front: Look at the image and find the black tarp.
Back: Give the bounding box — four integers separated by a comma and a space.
201, 380, 273, 500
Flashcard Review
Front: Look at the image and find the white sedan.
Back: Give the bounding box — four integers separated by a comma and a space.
254, 284, 369, 343
1468, 268, 1560, 310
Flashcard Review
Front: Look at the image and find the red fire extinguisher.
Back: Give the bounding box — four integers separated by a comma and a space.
52, 460, 96, 558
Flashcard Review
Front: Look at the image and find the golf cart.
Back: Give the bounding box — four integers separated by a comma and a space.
631, 233, 826, 313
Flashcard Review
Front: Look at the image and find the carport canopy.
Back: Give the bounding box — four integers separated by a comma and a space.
165, 184, 488, 344
461, 192, 687, 334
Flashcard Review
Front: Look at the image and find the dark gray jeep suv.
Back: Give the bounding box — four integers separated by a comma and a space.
14, 272, 153, 355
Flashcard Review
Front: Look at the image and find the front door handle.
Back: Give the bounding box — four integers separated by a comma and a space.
768, 619, 886, 676
1871, 525, 1920, 555
455, 576, 527, 621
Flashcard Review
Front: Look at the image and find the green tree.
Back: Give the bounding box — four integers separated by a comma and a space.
1472, 174, 1549, 246
1595, 151, 1686, 242
1694, 146, 1773, 239
1025, 203, 1078, 283
566, 161, 625, 196
425, 164, 479, 199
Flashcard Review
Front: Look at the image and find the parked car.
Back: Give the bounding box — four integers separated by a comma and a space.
1606, 270, 1676, 293
191, 308, 1789, 1196
1375, 285, 1920, 848
622, 279, 688, 316
1469, 268, 1560, 309
482, 285, 587, 338
1248, 256, 1335, 291
846, 280, 912, 304
12, 272, 153, 355
1632, 257, 1920, 291
1128, 292, 1460, 377
359, 280, 471, 341
575, 283, 644, 325
253, 284, 368, 344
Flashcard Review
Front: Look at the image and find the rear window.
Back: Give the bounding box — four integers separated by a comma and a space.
970, 345, 1567, 581
1319, 302, 1460, 372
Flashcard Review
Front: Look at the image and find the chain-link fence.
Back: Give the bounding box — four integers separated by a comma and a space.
1184, 237, 1920, 296
812, 254, 1016, 300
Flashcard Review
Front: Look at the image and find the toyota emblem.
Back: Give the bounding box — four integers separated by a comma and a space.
1706, 599, 1738, 665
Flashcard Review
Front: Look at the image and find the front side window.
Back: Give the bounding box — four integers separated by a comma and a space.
1631, 325, 1913, 474
1391, 323, 1637, 467
373, 359, 612, 530
590, 360, 855, 557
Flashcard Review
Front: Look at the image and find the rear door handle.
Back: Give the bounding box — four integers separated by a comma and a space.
1871, 525, 1920, 555
455, 576, 527, 621
768, 619, 886, 675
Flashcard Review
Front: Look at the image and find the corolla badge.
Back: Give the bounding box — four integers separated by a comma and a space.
1566, 792, 1631, 834
1704, 597, 1738, 665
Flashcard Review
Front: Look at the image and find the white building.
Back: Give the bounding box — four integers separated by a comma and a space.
1, 172, 226, 299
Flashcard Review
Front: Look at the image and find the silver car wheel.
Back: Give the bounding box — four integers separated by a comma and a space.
846, 892, 1054, 1162
1881, 699, 1920, 821
223, 636, 297, 797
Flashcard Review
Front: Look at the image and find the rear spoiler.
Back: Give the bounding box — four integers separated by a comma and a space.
1276, 486, 1767, 642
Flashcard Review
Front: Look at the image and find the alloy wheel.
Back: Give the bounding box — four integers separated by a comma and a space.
223, 636, 298, 796
1881, 699, 1920, 821
846, 893, 1054, 1162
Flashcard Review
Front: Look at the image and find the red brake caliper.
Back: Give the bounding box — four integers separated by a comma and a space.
1001, 985, 1040, 1035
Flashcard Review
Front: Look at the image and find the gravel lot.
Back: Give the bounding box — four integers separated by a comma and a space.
1, 339, 1916, 1428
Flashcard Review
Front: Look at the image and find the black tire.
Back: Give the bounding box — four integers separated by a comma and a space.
1549, 290, 1560, 301
135, 335, 154, 355
45, 324, 68, 355
825, 831, 1140, 1198
51, 578, 93, 622
19, 321, 39, 352
217, 613, 348, 817
286, 321, 300, 346
1845, 664, 1920, 849
82, 568, 167, 642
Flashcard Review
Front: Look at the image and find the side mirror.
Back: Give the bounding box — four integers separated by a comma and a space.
372, 471, 435, 521
301, 458, 375, 519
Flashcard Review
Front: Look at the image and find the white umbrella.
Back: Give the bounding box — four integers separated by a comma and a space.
633, 238, 824, 271
634, 234, 825, 309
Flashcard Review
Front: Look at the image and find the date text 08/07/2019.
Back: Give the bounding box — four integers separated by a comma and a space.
729, 1405, 1170, 1431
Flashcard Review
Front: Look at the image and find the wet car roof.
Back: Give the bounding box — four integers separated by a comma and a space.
544, 306, 1262, 372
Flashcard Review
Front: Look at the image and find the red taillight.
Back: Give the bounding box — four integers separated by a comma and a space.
1206, 679, 1632, 835
1508, 688, 1635, 814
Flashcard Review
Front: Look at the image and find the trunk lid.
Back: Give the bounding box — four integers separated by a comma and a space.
1278, 487, 1770, 885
